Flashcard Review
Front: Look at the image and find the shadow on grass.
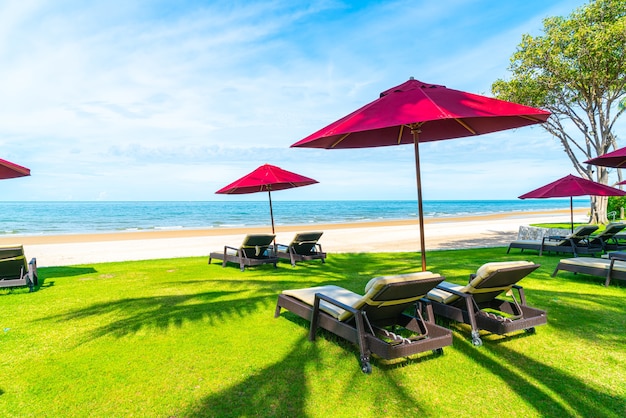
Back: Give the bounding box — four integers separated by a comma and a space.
182, 326, 432, 417
39, 266, 98, 278
455, 340, 618, 417
43, 290, 276, 341
183, 335, 313, 417
529, 288, 626, 344
463, 338, 625, 417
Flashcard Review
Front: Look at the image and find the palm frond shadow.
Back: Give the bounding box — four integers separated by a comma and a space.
472, 340, 624, 417
182, 335, 313, 417
42, 290, 275, 342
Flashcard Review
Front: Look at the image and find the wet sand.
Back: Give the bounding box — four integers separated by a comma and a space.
1, 208, 588, 267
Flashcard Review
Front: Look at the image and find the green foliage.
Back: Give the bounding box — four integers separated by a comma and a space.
492, 0, 626, 110
1, 251, 625, 417
608, 195, 626, 216
492, 0, 626, 222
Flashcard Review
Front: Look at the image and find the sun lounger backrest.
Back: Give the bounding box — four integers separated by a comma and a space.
0, 245, 28, 280
427, 261, 538, 306
290, 231, 323, 254
344, 272, 444, 322
589, 223, 626, 244
240, 234, 275, 258
466, 261, 540, 304
568, 225, 599, 243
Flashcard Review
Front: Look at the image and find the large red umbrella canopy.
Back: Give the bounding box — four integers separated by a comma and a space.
0, 158, 30, 180
519, 174, 626, 231
216, 164, 318, 233
292, 77, 550, 270
584, 147, 626, 168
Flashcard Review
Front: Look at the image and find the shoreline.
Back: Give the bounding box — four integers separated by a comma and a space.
0, 208, 587, 245
3, 208, 589, 267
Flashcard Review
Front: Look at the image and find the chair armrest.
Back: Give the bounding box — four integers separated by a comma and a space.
608, 252, 626, 261
434, 284, 472, 299
314, 293, 358, 314
546, 235, 566, 241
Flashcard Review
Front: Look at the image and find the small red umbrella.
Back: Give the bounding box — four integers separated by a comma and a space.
519, 174, 626, 232
216, 164, 318, 234
0, 158, 30, 180
585, 147, 626, 168
292, 77, 550, 271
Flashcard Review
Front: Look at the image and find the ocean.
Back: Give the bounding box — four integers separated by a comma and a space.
0, 200, 588, 237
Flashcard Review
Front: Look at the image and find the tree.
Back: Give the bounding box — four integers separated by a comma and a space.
492, 0, 626, 223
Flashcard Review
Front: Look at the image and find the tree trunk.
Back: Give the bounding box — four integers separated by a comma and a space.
590, 195, 608, 224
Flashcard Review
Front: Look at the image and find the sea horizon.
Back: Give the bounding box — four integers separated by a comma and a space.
0, 199, 589, 237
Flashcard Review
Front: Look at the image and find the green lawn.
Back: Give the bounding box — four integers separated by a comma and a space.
1, 248, 625, 417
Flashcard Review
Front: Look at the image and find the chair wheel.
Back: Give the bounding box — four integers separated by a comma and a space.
361, 362, 372, 374
433, 348, 444, 356
525, 327, 536, 334
472, 337, 483, 347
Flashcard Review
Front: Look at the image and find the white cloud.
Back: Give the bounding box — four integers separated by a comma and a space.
0, 0, 594, 201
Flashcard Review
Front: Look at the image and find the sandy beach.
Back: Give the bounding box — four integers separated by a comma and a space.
0, 208, 588, 267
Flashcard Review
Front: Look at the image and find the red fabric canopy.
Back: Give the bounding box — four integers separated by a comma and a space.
519, 174, 626, 199
216, 164, 318, 194
292, 78, 550, 149
0, 158, 30, 180
585, 147, 626, 168
292, 77, 550, 270
216, 164, 318, 234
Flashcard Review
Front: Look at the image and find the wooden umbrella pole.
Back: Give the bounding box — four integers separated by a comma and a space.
412, 126, 427, 272
570, 196, 574, 233
268, 188, 275, 235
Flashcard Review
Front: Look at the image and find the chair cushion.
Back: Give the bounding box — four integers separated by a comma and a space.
282, 285, 361, 318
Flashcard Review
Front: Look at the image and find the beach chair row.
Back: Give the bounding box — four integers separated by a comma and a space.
208, 232, 326, 271
275, 260, 546, 374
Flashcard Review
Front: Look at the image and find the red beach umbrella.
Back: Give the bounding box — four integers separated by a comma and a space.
519, 174, 626, 232
0, 158, 30, 180
216, 164, 318, 234
291, 77, 550, 271
585, 147, 626, 168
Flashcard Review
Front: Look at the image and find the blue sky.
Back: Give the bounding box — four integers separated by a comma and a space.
0, 0, 600, 201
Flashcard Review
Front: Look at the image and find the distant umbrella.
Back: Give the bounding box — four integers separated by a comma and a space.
216, 164, 318, 234
519, 174, 626, 232
585, 147, 626, 168
0, 158, 30, 180
292, 77, 550, 271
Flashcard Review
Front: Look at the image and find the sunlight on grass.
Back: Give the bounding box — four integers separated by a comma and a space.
1, 250, 624, 417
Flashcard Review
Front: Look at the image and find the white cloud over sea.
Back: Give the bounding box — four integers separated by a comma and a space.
0, 0, 595, 201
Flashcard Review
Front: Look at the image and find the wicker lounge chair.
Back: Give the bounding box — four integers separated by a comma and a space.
0, 245, 38, 292
208, 234, 278, 272
552, 252, 626, 286
587, 223, 626, 251
425, 261, 546, 346
507, 225, 602, 257
275, 231, 326, 267
275, 271, 453, 374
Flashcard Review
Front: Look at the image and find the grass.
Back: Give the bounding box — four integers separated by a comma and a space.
1, 248, 625, 417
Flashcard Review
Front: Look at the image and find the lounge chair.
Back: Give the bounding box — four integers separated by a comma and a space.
0, 245, 38, 292
274, 271, 453, 374
588, 223, 626, 251
275, 231, 326, 267
552, 252, 626, 286
425, 261, 546, 346
507, 225, 602, 257
208, 234, 278, 272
